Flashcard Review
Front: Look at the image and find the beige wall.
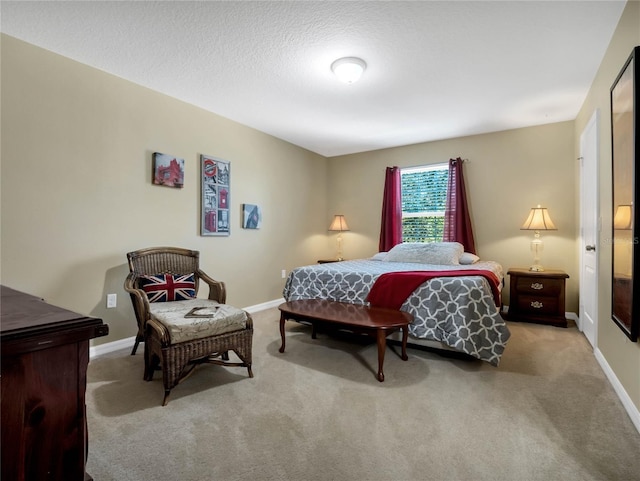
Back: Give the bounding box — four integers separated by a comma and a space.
1, 35, 331, 344
327, 121, 578, 312
2, 2, 638, 415
574, 1, 640, 411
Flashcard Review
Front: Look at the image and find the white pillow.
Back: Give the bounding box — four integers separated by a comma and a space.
370, 252, 388, 261
383, 242, 464, 265
459, 252, 480, 265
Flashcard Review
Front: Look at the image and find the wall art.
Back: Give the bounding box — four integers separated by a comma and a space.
153, 152, 184, 188
201, 155, 230, 236
242, 204, 262, 229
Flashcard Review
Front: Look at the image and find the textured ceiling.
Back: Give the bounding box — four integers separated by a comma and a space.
0, 1, 627, 157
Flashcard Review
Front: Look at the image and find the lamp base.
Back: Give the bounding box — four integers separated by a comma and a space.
529, 235, 544, 272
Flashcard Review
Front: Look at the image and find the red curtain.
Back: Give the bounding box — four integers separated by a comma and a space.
443, 157, 476, 254
379, 166, 402, 252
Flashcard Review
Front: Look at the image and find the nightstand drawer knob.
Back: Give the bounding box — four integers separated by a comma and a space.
531, 282, 544, 290
531, 301, 544, 309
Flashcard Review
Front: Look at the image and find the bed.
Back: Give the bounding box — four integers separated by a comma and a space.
283, 242, 510, 366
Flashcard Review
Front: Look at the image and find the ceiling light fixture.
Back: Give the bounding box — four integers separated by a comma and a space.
331, 57, 366, 84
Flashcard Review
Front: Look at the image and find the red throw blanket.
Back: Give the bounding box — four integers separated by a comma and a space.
366, 270, 502, 310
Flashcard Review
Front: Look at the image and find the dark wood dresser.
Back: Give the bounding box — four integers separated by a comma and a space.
506, 268, 569, 327
1, 285, 109, 481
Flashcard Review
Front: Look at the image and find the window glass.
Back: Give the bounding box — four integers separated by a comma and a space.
401, 164, 448, 242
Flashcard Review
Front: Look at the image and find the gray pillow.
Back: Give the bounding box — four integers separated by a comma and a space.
459, 252, 480, 265
370, 252, 388, 261
384, 242, 464, 265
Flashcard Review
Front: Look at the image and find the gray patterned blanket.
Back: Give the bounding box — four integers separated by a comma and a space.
283, 259, 510, 365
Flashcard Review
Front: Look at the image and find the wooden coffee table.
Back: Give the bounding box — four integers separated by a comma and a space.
278, 299, 413, 382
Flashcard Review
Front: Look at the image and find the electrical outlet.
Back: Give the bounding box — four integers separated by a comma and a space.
106, 293, 117, 308
281, 269, 286, 279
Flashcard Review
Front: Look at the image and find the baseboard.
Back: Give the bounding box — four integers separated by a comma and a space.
243, 297, 284, 314
565, 311, 579, 325
594, 348, 640, 434
89, 297, 286, 359
90, 336, 136, 358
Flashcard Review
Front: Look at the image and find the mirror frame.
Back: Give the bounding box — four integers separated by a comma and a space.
611, 46, 640, 342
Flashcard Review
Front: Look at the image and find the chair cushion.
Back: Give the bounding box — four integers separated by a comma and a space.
139, 273, 196, 302
149, 299, 248, 343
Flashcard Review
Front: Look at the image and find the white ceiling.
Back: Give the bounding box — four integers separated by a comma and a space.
0, 1, 627, 157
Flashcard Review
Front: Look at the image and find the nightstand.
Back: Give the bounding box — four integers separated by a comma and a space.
506, 268, 569, 327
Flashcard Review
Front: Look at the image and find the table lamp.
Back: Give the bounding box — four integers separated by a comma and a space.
328, 215, 350, 261
521, 205, 557, 272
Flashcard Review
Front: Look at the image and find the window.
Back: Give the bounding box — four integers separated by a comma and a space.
401, 164, 448, 242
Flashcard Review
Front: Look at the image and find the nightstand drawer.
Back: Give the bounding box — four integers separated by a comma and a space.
515, 277, 563, 296
516, 295, 559, 315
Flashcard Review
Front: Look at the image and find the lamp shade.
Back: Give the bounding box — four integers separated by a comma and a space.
613, 204, 633, 230
521, 205, 557, 231
331, 57, 366, 84
328, 215, 350, 232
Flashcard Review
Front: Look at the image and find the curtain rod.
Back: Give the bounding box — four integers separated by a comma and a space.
399, 158, 470, 170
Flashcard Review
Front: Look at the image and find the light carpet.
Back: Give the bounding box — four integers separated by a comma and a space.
85, 307, 640, 481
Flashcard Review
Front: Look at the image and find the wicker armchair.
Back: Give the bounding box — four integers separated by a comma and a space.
124, 246, 253, 405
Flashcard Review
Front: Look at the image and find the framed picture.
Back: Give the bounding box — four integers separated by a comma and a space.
610, 46, 639, 342
242, 204, 262, 229
201, 155, 230, 236
153, 152, 184, 188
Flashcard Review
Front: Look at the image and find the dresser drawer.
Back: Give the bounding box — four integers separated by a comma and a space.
516, 295, 560, 315
515, 276, 563, 296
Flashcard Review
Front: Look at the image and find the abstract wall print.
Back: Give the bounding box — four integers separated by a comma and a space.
242, 204, 262, 229
201, 155, 230, 236
153, 152, 185, 188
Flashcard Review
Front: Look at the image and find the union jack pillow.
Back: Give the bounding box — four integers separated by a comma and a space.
139, 273, 196, 303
